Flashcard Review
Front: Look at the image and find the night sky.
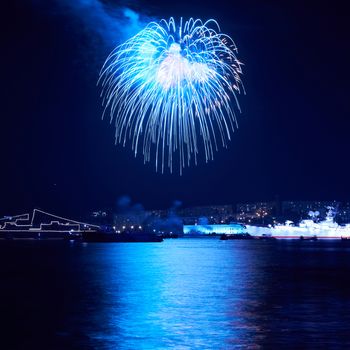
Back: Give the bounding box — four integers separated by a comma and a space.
2, 0, 350, 216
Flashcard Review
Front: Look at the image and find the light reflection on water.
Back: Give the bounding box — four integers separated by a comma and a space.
1, 239, 350, 349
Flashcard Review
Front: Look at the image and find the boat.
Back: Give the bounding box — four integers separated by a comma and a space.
257, 234, 277, 241
299, 235, 318, 241
220, 233, 255, 240
0, 209, 99, 240
247, 207, 350, 240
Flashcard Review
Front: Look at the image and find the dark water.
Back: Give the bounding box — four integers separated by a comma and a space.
1, 239, 350, 349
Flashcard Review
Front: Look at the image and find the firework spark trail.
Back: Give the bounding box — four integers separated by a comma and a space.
99, 17, 244, 174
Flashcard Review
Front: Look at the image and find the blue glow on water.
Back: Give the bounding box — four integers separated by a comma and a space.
1, 239, 350, 348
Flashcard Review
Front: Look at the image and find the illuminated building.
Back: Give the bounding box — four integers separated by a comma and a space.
183, 223, 246, 235
236, 201, 277, 224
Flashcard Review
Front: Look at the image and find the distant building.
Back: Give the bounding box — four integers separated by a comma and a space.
281, 201, 340, 220
113, 212, 151, 230
183, 223, 246, 235
179, 205, 234, 217
236, 201, 277, 222
179, 205, 235, 225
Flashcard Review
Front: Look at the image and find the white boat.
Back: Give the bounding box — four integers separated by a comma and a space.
247, 207, 350, 239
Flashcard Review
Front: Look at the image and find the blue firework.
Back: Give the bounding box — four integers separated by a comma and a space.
99, 17, 244, 174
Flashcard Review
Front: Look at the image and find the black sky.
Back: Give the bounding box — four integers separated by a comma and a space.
2, 0, 350, 216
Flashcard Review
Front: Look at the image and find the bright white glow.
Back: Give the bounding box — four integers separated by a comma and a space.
156, 48, 212, 89
99, 17, 244, 173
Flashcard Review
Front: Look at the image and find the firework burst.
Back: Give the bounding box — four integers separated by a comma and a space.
99, 17, 244, 174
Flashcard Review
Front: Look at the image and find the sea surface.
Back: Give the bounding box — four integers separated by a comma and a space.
1, 238, 350, 349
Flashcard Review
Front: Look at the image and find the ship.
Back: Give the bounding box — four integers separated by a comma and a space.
220, 233, 255, 240
247, 207, 350, 239
0, 209, 99, 240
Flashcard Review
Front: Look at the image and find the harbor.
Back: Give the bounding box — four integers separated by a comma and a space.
2, 204, 350, 242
